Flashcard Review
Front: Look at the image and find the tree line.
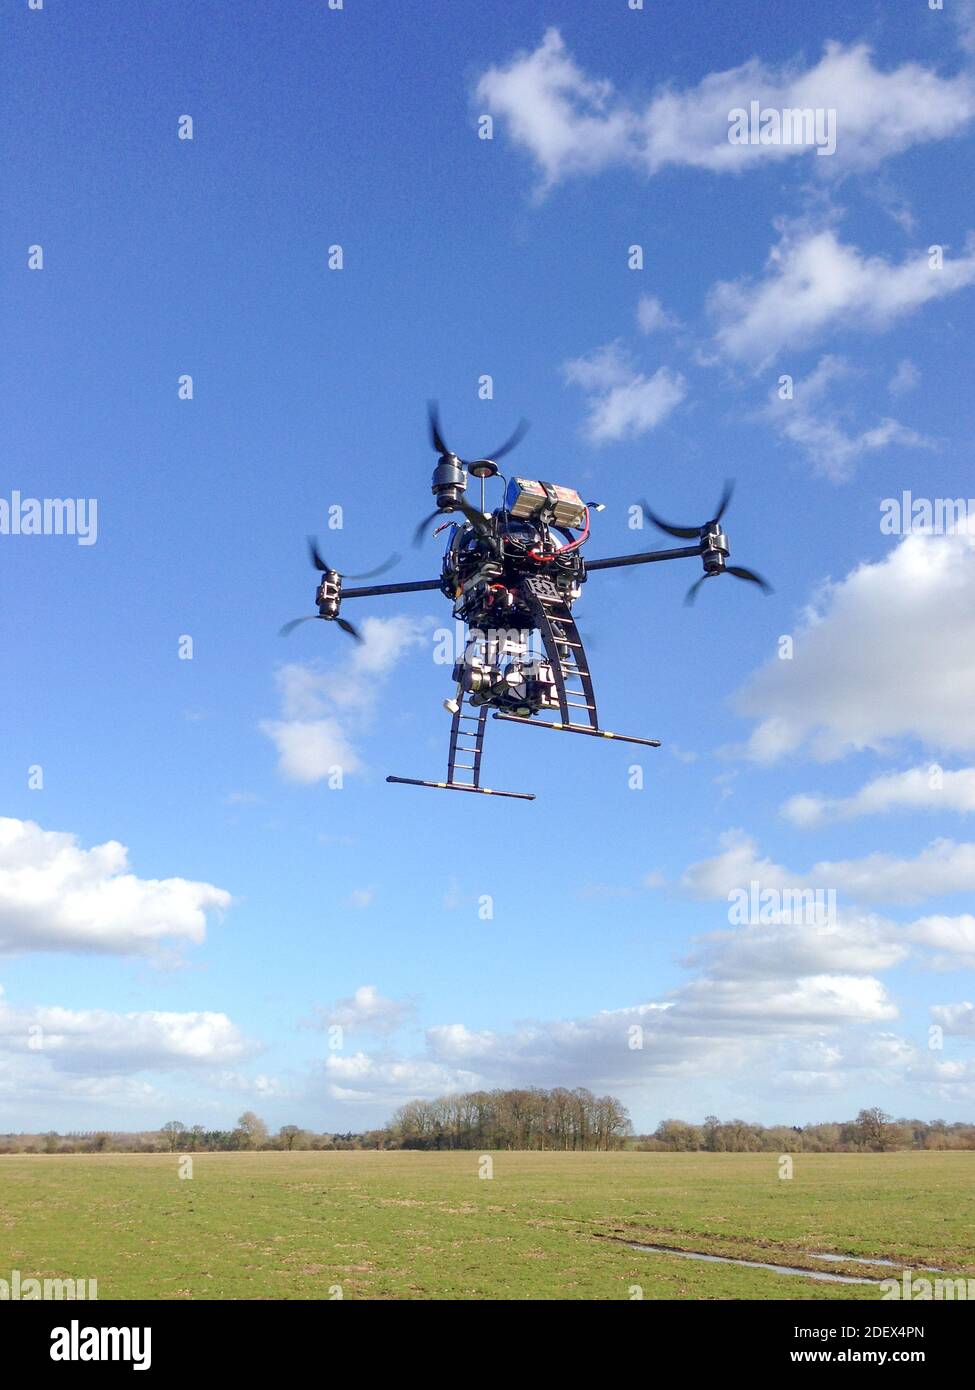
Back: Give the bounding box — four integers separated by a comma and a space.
640, 1110, 975, 1153
3, 1103, 974, 1155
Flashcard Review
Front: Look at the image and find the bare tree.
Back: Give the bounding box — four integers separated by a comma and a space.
856, 1107, 893, 1151
236, 1112, 269, 1150
161, 1121, 187, 1153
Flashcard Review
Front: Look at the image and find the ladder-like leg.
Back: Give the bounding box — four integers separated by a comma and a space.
513, 576, 661, 749
386, 635, 536, 800
524, 576, 599, 730
447, 700, 488, 788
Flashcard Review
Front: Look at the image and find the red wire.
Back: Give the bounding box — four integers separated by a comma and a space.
528, 507, 590, 560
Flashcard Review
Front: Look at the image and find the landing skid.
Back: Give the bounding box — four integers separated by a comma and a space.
386, 775, 535, 801
493, 713, 661, 749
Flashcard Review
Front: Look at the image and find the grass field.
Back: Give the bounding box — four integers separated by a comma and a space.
1, 1150, 973, 1300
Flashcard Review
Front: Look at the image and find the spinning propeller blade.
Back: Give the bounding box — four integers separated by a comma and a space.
279, 615, 322, 637
726, 565, 772, 593
684, 565, 773, 606
426, 400, 529, 467
412, 508, 444, 548
307, 537, 400, 578
455, 499, 493, 537
428, 400, 450, 457
336, 617, 363, 642
641, 479, 735, 539
279, 614, 363, 643
480, 416, 530, 464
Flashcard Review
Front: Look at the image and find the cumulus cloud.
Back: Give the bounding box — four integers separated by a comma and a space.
813, 842, 975, 905
323, 1051, 478, 1104
709, 228, 975, 365
762, 355, 934, 482
673, 973, 896, 1028
736, 529, 975, 762
932, 1000, 975, 1035
636, 295, 680, 334
562, 342, 686, 443
261, 615, 431, 783
315, 889, 911, 1110
0, 997, 250, 1073
907, 916, 975, 967
298, 840, 975, 1111
680, 829, 794, 898
317, 984, 415, 1036
0, 817, 231, 957
681, 828, 975, 907
683, 913, 909, 979
332, 970, 900, 1110
782, 766, 975, 828
476, 31, 975, 191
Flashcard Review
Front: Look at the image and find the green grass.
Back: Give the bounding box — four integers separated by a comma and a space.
1, 1150, 972, 1300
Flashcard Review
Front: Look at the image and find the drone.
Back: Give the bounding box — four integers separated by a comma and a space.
281, 405, 771, 801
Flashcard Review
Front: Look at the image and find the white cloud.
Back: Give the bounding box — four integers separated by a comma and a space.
476, 30, 975, 190
425, 1022, 501, 1061
782, 766, 975, 827
319, 895, 910, 1107
336, 968, 899, 1109
812, 842, 975, 905
319, 985, 414, 1036
673, 973, 896, 1028
636, 295, 680, 334
684, 914, 909, 978
0, 817, 231, 957
0, 998, 250, 1073
762, 355, 934, 482
211, 1069, 287, 1098
907, 916, 975, 967
932, 1000, 975, 1035
956, 0, 975, 56
261, 716, 360, 784
736, 529, 975, 762
710, 228, 975, 365
682, 828, 975, 907
680, 828, 794, 898
323, 1051, 478, 1104
262, 615, 431, 783
888, 358, 920, 396
563, 342, 686, 443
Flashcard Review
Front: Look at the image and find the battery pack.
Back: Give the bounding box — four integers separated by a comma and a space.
505, 478, 587, 528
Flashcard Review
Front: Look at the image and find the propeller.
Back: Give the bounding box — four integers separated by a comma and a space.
428, 401, 529, 467
413, 499, 493, 548
279, 538, 395, 642
684, 566, 772, 607
641, 480, 771, 605
640, 479, 735, 540
279, 614, 362, 642
412, 508, 447, 548
414, 402, 528, 546
307, 537, 400, 578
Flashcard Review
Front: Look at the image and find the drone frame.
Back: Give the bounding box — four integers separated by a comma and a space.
333, 522, 729, 800
284, 404, 768, 800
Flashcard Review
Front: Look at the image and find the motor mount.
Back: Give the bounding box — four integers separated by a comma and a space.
315, 569, 342, 619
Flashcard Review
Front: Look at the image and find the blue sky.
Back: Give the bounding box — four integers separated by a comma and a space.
2, 0, 975, 1133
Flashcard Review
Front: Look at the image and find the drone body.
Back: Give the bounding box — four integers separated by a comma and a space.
282, 405, 770, 800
